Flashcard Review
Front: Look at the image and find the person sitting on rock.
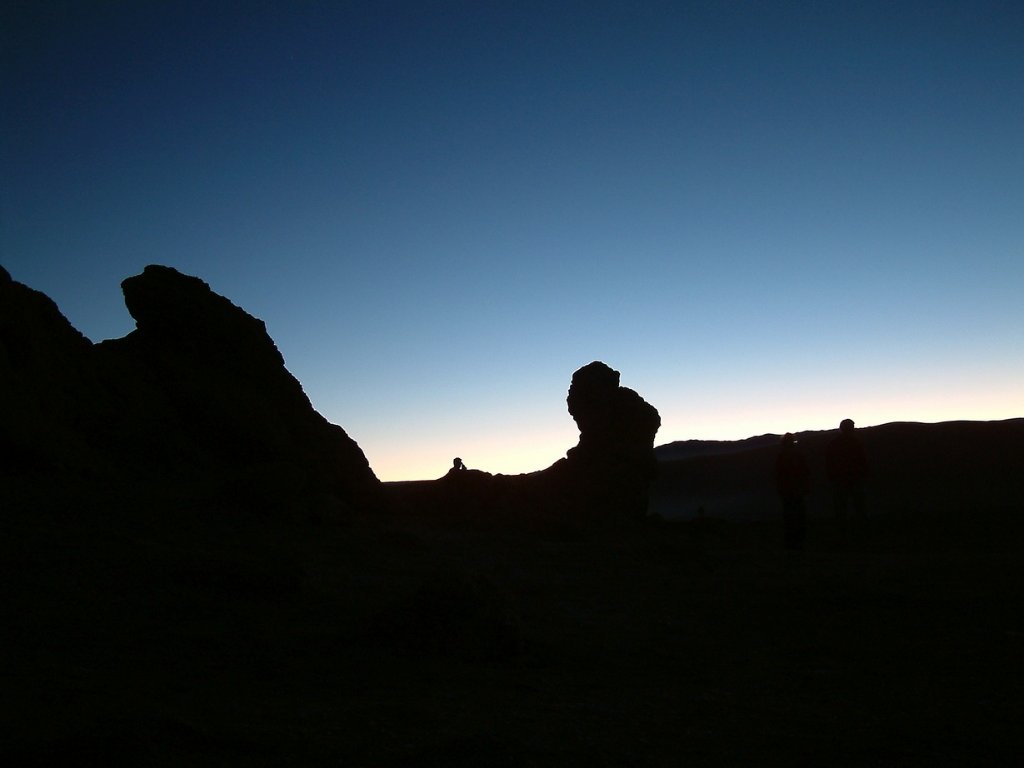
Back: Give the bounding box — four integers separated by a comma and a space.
452, 457, 466, 471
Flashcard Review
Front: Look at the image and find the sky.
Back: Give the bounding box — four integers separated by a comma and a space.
3, 1, 1022, 481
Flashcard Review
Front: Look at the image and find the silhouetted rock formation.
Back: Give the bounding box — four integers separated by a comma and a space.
108, 265, 379, 509
6, 263, 662, 525
2, 264, 379, 514
1, 264, 101, 473
557, 361, 662, 521
391, 361, 662, 528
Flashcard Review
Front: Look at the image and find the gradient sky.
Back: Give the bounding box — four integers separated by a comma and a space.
4, 1, 1022, 480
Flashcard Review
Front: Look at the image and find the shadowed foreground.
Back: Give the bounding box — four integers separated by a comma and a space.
4, 486, 1021, 767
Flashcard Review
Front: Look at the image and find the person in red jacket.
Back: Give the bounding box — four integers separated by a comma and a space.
776, 433, 810, 550
825, 418, 868, 540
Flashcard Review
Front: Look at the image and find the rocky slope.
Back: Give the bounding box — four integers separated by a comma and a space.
2, 264, 380, 514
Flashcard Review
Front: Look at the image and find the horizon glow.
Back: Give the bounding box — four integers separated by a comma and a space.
4, 2, 1022, 481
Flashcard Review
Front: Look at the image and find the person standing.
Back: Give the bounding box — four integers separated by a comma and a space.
776, 433, 810, 550
825, 418, 868, 541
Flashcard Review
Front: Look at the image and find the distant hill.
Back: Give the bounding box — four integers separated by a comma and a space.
650, 418, 1024, 521
654, 434, 783, 461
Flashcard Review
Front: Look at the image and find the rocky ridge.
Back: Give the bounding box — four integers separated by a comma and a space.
2, 264, 379, 514
3, 264, 662, 525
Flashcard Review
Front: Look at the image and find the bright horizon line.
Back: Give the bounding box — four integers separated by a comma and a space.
359, 407, 1023, 483
12, 266, 1019, 481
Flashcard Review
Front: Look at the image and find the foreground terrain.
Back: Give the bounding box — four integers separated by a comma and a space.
4, 485, 1022, 767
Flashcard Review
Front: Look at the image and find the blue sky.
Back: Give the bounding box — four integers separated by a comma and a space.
4, 1, 1022, 480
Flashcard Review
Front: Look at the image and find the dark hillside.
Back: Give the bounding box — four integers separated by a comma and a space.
650, 419, 1024, 523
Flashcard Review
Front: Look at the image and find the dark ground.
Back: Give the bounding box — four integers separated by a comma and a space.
3, 479, 1022, 767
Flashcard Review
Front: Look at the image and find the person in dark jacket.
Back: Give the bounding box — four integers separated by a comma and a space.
825, 418, 868, 540
776, 432, 810, 549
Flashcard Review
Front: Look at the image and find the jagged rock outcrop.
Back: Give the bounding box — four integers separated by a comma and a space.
558, 361, 662, 520
566, 361, 662, 465
5, 263, 658, 525
406, 360, 661, 527
2, 264, 380, 514
1, 265, 103, 473
102, 265, 380, 509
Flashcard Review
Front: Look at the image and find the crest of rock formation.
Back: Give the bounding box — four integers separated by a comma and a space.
566, 361, 662, 466
558, 361, 662, 520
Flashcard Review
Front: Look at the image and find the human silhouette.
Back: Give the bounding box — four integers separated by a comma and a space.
825, 418, 868, 541
775, 433, 809, 550
444, 457, 468, 481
